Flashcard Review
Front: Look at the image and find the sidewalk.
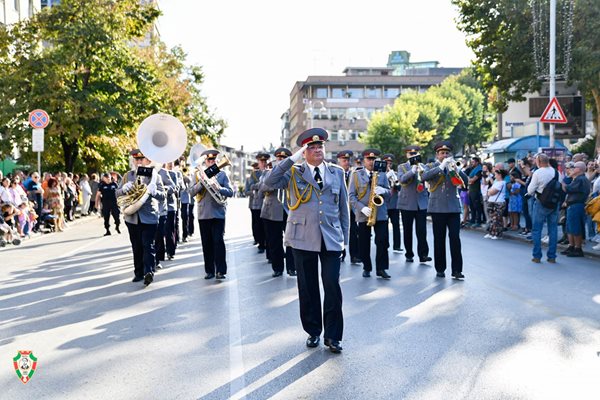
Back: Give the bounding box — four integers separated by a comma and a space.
462, 223, 600, 260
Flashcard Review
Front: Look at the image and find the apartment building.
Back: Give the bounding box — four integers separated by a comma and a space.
1, 0, 41, 25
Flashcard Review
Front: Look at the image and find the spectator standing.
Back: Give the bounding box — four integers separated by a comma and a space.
79, 174, 92, 216
561, 161, 591, 257
508, 170, 523, 231
527, 153, 559, 263
480, 162, 494, 225
0, 177, 10, 203
45, 177, 65, 232
518, 158, 534, 235
467, 157, 484, 227
485, 169, 507, 239
90, 173, 100, 213
23, 172, 44, 232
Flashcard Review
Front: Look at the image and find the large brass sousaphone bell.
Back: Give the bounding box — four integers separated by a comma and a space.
118, 113, 188, 215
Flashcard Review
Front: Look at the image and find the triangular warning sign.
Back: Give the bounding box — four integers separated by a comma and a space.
540, 97, 568, 124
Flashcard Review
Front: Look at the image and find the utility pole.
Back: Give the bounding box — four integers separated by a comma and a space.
549, 0, 556, 148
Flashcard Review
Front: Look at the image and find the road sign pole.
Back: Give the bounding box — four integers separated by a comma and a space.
549, 0, 556, 148
37, 152, 41, 176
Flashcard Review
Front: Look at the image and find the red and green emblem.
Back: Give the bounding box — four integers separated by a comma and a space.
13, 351, 37, 384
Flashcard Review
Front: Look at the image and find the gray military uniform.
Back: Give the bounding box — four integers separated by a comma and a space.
421, 161, 468, 213
265, 158, 350, 252
348, 167, 391, 223
189, 170, 234, 220
245, 170, 264, 210
117, 169, 165, 225
397, 161, 429, 210
259, 169, 285, 222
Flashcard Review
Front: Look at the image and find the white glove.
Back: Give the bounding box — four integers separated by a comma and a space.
411, 164, 418, 173
122, 182, 134, 193
290, 144, 308, 163
440, 158, 450, 170
361, 206, 372, 217
374, 186, 386, 195
386, 170, 395, 180
146, 182, 157, 196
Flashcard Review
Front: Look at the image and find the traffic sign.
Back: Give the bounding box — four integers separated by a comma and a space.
32, 128, 44, 152
540, 97, 568, 124
29, 109, 50, 129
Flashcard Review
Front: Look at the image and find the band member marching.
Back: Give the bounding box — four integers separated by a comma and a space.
336, 150, 360, 264
265, 128, 350, 353
397, 145, 432, 263
189, 149, 234, 280
117, 149, 166, 286
258, 147, 296, 277
245, 154, 269, 254
421, 141, 467, 279
348, 149, 392, 279
383, 154, 403, 253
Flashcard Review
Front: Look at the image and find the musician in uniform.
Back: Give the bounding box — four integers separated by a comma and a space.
265, 128, 349, 353
179, 158, 195, 242
383, 154, 402, 253
336, 150, 360, 264
189, 149, 234, 280
422, 141, 468, 279
164, 162, 181, 259
96, 172, 121, 236
348, 149, 392, 279
258, 147, 296, 277
245, 154, 269, 254
117, 149, 166, 286
397, 145, 431, 263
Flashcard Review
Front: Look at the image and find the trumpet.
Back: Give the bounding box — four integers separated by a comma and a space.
445, 157, 466, 188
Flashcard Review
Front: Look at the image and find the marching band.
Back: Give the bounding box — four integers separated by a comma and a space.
115, 121, 467, 351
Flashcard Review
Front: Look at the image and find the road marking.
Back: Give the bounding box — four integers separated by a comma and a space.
228, 240, 247, 399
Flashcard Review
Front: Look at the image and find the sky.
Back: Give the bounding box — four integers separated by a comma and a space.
157, 0, 475, 153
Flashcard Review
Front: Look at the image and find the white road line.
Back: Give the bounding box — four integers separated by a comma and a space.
228, 239, 247, 399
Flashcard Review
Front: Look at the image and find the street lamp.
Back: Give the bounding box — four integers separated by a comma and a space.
303, 100, 327, 129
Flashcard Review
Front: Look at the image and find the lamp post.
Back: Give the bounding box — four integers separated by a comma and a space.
304, 100, 327, 129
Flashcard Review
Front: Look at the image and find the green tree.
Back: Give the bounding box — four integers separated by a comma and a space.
453, 0, 600, 154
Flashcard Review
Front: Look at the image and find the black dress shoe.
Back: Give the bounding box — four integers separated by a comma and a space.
376, 270, 391, 279
267, 259, 272, 264
115, 226, 121, 234
324, 338, 343, 353
182, 237, 188, 243
155, 263, 163, 270
362, 270, 371, 278
350, 257, 362, 264
167, 254, 175, 260
272, 271, 283, 277
419, 256, 432, 262
306, 336, 320, 348
216, 272, 226, 279
452, 273, 465, 280
144, 272, 154, 286
406, 257, 414, 262
132, 276, 144, 282
104, 230, 111, 236
288, 270, 297, 276
436, 272, 445, 278
204, 273, 215, 280
257, 248, 265, 254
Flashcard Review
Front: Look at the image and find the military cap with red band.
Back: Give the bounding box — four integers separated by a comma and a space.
362, 148, 381, 158
434, 141, 453, 153
130, 148, 145, 159
256, 152, 271, 161
336, 150, 354, 159
382, 153, 394, 162
201, 149, 219, 160
296, 127, 328, 147
273, 147, 292, 158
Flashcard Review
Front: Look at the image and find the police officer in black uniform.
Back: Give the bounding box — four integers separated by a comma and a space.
96, 172, 121, 236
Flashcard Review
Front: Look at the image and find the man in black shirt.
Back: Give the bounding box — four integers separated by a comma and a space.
96, 173, 121, 236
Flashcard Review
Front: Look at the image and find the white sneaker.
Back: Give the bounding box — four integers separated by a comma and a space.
490, 235, 499, 240
593, 243, 600, 251
541, 235, 549, 244
484, 234, 491, 239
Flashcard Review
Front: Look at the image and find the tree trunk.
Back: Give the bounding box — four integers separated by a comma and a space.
593, 88, 600, 157
61, 137, 79, 172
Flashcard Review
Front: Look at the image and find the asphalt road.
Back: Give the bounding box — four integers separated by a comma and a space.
1, 198, 599, 399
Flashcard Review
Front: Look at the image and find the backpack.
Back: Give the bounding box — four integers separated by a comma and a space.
537, 171, 561, 209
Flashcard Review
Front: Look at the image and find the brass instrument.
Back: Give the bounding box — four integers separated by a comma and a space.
188, 143, 231, 204
445, 157, 466, 188
416, 163, 425, 192
118, 113, 187, 215
367, 171, 384, 227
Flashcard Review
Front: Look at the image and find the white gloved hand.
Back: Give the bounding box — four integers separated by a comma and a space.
411, 164, 418, 173
290, 144, 308, 163
122, 182, 134, 193
386, 170, 395, 179
146, 182, 157, 196
361, 206, 372, 217
440, 158, 450, 170
374, 186, 386, 195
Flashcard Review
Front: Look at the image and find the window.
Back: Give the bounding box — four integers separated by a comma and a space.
331, 88, 345, 98
346, 88, 364, 99
349, 131, 359, 141
315, 87, 328, 98
384, 88, 400, 98
366, 87, 382, 98
330, 132, 339, 141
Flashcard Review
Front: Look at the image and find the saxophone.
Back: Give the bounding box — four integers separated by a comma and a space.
367, 171, 384, 227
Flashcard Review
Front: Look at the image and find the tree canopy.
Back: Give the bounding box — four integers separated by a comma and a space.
0, 0, 225, 173
362, 71, 492, 160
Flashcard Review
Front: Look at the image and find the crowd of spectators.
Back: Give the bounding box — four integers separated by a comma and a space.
0, 170, 103, 247
457, 152, 600, 255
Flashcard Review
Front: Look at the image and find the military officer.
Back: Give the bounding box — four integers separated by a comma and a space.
348, 149, 392, 279
265, 128, 350, 353
258, 147, 296, 277
336, 150, 360, 264
397, 145, 432, 263
383, 154, 402, 253
421, 141, 467, 279
189, 149, 234, 280
245, 153, 269, 254
117, 149, 166, 286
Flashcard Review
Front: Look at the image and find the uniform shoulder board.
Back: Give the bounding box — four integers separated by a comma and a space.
354, 166, 364, 171
328, 163, 343, 171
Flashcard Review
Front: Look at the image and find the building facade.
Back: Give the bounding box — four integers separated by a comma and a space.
1, 0, 41, 25
285, 51, 463, 158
